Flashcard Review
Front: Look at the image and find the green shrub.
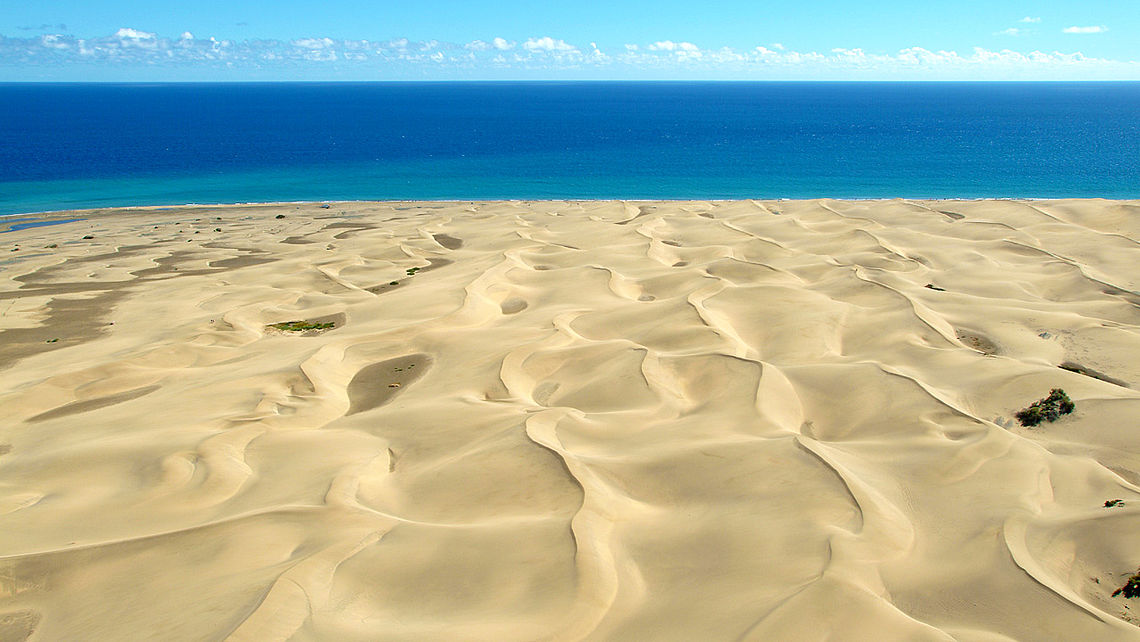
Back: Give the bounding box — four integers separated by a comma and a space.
1114, 570, 1140, 598
269, 320, 335, 332
1014, 389, 1075, 427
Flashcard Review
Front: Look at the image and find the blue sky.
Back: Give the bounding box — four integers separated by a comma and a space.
2, 0, 1137, 80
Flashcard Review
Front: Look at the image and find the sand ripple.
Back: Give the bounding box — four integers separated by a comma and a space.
1, 199, 1140, 640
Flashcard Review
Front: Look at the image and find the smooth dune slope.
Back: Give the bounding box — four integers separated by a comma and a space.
2, 199, 1140, 641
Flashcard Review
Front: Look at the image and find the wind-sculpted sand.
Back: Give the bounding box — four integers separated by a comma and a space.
2, 199, 1140, 640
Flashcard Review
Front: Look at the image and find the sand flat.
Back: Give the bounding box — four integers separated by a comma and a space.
1, 199, 1140, 640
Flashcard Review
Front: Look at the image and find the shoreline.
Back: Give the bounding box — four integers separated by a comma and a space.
4, 196, 1136, 222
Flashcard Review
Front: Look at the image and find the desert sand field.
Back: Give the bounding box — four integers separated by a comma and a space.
2, 199, 1140, 641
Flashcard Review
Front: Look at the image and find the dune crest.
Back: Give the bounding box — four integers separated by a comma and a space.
2, 199, 1140, 640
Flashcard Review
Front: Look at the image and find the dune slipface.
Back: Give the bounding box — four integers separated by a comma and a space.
2, 199, 1140, 640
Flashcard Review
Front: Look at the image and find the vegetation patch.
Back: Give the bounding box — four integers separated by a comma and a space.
1105, 499, 1125, 508
269, 320, 335, 333
1114, 570, 1140, 598
405, 267, 422, 276
1014, 388, 1075, 427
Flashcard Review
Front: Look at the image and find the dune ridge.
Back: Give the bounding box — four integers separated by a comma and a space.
1, 199, 1140, 640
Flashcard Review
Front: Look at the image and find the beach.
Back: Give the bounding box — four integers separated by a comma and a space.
2, 198, 1140, 640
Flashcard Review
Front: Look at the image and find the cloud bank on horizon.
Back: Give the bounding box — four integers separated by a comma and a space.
2, 27, 1136, 80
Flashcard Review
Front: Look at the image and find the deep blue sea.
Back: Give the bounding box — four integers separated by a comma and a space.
1, 82, 1139, 216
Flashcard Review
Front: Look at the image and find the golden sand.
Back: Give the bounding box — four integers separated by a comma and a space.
2, 199, 1140, 640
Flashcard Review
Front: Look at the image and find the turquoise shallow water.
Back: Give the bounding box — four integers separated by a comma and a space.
2, 81, 1139, 216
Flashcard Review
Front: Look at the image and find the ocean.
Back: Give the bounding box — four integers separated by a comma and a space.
1, 81, 1138, 215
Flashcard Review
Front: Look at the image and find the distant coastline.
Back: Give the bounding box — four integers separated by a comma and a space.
4, 196, 1129, 223
2, 81, 1138, 216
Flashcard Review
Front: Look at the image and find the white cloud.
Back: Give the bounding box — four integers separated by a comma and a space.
648, 40, 700, 52
111, 27, 160, 50
292, 37, 334, 49
114, 27, 155, 40
769, 43, 785, 51
1063, 25, 1108, 34
3, 29, 1136, 79
40, 34, 69, 49
523, 36, 575, 52
1020, 17, 1041, 23
301, 49, 336, 62
895, 47, 959, 65
587, 42, 609, 63
996, 28, 1021, 36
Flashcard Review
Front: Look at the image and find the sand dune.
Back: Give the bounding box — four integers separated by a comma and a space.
2, 199, 1140, 640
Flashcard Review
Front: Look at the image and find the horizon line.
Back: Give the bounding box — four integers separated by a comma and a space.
5, 78, 1140, 84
